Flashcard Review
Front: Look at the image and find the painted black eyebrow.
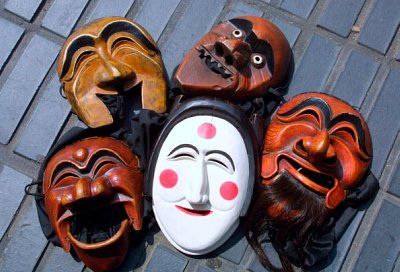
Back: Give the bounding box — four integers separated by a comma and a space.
279, 97, 332, 127
205, 150, 235, 171
227, 18, 274, 72
100, 21, 158, 52
168, 144, 199, 156
60, 35, 95, 78
328, 113, 367, 153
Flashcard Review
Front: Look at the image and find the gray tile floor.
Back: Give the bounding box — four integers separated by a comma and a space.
0, 0, 399, 271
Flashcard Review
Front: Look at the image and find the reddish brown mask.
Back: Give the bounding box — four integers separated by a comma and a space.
174, 16, 291, 99
262, 93, 373, 209
42, 137, 143, 271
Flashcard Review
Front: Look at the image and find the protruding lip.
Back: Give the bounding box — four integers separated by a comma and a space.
175, 205, 212, 216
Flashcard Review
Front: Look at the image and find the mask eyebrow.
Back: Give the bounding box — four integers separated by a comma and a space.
205, 150, 235, 171
328, 113, 368, 153
279, 97, 332, 127
60, 35, 95, 78
228, 18, 253, 34
168, 144, 199, 156
100, 21, 158, 52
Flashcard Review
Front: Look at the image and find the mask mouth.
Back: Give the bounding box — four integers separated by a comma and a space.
198, 46, 233, 79
175, 205, 212, 216
65, 200, 129, 245
282, 158, 335, 191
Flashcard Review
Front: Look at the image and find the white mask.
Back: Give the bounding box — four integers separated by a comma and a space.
150, 109, 254, 255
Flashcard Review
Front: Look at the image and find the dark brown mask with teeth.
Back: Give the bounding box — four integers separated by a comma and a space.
42, 137, 143, 271
174, 16, 291, 99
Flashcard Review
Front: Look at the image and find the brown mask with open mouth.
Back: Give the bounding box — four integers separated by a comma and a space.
174, 16, 291, 99
42, 137, 143, 271
57, 17, 167, 128
262, 92, 372, 209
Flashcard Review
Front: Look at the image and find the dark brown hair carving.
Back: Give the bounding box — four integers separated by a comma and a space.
174, 16, 291, 99
42, 137, 143, 271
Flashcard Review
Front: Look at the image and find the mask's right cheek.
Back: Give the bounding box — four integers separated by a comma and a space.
154, 167, 185, 203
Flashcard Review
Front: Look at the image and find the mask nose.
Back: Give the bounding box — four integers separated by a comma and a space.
185, 162, 209, 204
95, 46, 135, 91
214, 38, 251, 69
61, 177, 113, 206
302, 129, 336, 163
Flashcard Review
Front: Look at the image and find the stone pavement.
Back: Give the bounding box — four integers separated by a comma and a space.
0, 0, 399, 271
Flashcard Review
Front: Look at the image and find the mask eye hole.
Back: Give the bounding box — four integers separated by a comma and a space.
251, 53, 265, 68
232, 29, 243, 39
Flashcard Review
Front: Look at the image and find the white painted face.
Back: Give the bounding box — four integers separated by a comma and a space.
152, 115, 253, 255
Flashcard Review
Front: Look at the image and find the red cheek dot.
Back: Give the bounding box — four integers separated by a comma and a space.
220, 181, 238, 200
197, 123, 216, 139
159, 169, 178, 188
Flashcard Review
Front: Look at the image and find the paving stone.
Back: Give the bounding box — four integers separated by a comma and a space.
197, 265, 215, 272
247, 242, 281, 272
0, 197, 48, 272
222, 1, 263, 19
353, 200, 400, 272
35, 244, 84, 272
159, 0, 225, 76
134, 0, 181, 41
388, 162, 400, 198
272, 17, 301, 47
358, 0, 400, 53
320, 211, 364, 272
5, 0, 43, 21
287, 34, 341, 97
0, 35, 60, 144
86, 0, 135, 23
0, 166, 31, 239
145, 245, 188, 272
318, 0, 365, 37
280, 0, 317, 18
367, 67, 400, 177
218, 225, 248, 264
0, 18, 24, 71
331, 51, 379, 107
14, 74, 70, 161
42, 0, 89, 37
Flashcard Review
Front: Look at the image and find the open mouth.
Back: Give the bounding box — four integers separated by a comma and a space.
284, 158, 334, 189
69, 202, 128, 244
198, 47, 233, 79
175, 205, 212, 217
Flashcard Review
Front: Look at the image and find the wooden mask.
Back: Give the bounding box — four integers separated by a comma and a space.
57, 17, 167, 128
262, 93, 372, 209
174, 16, 291, 99
42, 137, 143, 271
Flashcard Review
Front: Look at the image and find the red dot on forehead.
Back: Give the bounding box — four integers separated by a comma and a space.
197, 122, 216, 139
220, 181, 238, 200
159, 169, 178, 188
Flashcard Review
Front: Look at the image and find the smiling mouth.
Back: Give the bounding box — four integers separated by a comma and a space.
284, 158, 335, 190
198, 47, 233, 79
175, 205, 212, 216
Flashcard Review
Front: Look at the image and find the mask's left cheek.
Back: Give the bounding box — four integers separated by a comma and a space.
331, 139, 368, 188
208, 166, 240, 211
154, 165, 185, 203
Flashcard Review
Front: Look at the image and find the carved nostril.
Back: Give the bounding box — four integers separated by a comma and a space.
215, 42, 224, 56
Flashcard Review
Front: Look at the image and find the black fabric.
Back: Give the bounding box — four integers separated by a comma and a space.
281, 171, 379, 269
